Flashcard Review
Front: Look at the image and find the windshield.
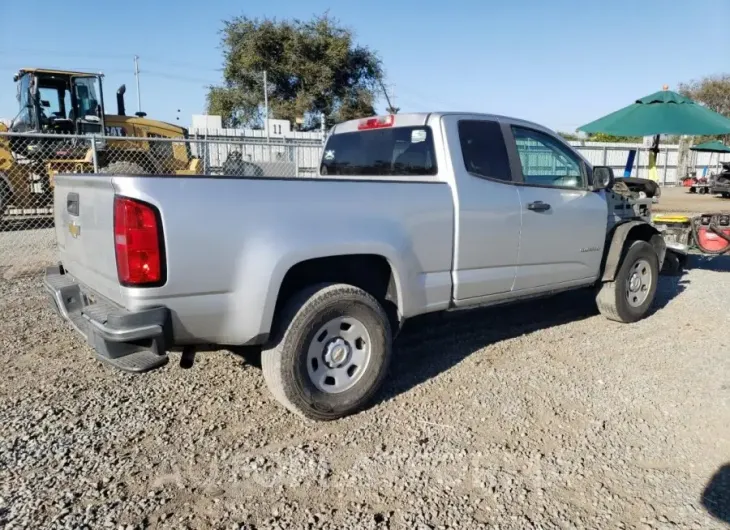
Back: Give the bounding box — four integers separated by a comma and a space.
73, 76, 101, 118
13, 73, 32, 129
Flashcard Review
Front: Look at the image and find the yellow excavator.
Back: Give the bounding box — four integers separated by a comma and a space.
0, 67, 201, 220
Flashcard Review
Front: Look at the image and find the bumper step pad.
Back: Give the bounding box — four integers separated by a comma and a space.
97, 350, 169, 373
44, 266, 171, 374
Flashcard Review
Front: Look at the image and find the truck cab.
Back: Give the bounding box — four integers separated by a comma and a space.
43, 111, 665, 422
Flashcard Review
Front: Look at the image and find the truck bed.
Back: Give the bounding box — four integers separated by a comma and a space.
53, 173, 455, 346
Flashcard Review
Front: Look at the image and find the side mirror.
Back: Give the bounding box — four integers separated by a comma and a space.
592, 166, 614, 190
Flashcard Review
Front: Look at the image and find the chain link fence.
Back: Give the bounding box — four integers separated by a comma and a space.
0, 131, 323, 279
2, 130, 729, 280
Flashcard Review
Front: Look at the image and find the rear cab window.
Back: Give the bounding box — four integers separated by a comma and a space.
320, 126, 437, 177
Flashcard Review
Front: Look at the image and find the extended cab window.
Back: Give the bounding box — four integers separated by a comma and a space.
511, 126, 585, 189
458, 120, 511, 181
320, 126, 437, 177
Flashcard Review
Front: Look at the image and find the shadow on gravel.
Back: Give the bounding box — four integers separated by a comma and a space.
223, 277, 687, 402
691, 254, 730, 273
378, 290, 598, 405
227, 346, 263, 368
702, 464, 730, 524
653, 274, 689, 311
377, 278, 688, 405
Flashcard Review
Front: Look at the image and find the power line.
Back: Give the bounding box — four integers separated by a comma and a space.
3, 47, 222, 73
142, 71, 218, 85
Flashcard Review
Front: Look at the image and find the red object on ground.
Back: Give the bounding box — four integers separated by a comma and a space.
697, 226, 730, 253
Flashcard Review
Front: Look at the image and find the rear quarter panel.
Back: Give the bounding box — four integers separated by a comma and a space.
113, 176, 454, 345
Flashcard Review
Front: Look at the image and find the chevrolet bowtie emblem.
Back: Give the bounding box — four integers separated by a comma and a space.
68, 222, 81, 238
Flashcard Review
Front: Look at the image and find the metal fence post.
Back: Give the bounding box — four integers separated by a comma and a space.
602, 146, 607, 166
662, 146, 669, 185
294, 145, 300, 178
635, 147, 640, 178
91, 136, 99, 173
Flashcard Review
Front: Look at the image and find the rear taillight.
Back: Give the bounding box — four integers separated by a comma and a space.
113, 196, 164, 286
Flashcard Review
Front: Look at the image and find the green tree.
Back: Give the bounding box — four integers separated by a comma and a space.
207, 13, 384, 128
678, 73, 730, 143
586, 132, 642, 143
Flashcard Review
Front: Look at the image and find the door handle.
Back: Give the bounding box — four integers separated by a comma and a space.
527, 201, 551, 212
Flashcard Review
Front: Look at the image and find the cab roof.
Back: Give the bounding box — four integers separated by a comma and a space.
331, 112, 555, 136
17, 67, 103, 77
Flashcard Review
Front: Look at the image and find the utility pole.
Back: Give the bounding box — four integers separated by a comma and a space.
378, 78, 398, 114
134, 55, 141, 113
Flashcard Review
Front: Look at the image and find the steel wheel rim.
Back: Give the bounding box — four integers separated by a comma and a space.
306, 316, 372, 394
626, 258, 652, 307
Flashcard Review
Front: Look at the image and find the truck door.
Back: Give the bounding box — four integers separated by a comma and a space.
505, 125, 607, 292
445, 118, 522, 303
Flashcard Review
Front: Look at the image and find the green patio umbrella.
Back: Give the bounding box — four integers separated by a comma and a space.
578, 89, 730, 136
690, 140, 730, 153
691, 141, 730, 176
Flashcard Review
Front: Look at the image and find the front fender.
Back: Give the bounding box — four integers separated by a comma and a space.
601, 221, 666, 281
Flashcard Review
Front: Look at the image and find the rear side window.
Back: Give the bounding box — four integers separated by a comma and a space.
458, 120, 512, 181
320, 126, 437, 177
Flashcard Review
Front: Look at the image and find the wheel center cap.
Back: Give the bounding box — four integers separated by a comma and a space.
629, 273, 641, 292
323, 338, 351, 368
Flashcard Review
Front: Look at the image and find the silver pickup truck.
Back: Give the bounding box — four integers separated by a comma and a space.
44, 112, 666, 420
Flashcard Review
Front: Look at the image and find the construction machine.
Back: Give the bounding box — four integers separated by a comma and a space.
0, 68, 201, 221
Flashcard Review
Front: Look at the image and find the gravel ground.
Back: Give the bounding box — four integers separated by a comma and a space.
1, 254, 729, 529
1, 190, 729, 529
0, 224, 56, 280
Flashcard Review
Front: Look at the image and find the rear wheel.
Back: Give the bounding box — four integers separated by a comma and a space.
597, 240, 659, 323
262, 283, 392, 421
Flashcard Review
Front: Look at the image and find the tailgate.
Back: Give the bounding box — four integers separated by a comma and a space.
54, 174, 123, 304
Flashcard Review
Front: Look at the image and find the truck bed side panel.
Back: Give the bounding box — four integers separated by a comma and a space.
111, 176, 455, 345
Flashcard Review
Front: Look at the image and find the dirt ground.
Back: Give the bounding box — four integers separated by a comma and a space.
653, 186, 730, 215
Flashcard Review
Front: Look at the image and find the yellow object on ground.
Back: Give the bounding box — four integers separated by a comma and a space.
648, 151, 659, 182
653, 214, 691, 224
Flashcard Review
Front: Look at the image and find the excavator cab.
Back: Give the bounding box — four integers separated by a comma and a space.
10, 69, 106, 157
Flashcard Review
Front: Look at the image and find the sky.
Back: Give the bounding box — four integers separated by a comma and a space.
1, 0, 728, 132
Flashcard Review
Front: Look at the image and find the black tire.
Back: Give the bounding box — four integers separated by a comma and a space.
699, 186, 708, 195
660, 251, 685, 276
596, 240, 659, 323
262, 283, 392, 421
100, 161, 146, 175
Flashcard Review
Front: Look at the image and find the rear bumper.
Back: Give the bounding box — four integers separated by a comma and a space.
43, 265, 171, 372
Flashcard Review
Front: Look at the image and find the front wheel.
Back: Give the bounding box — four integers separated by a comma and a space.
261, 283, 392, 421
596, 240, 659, 323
